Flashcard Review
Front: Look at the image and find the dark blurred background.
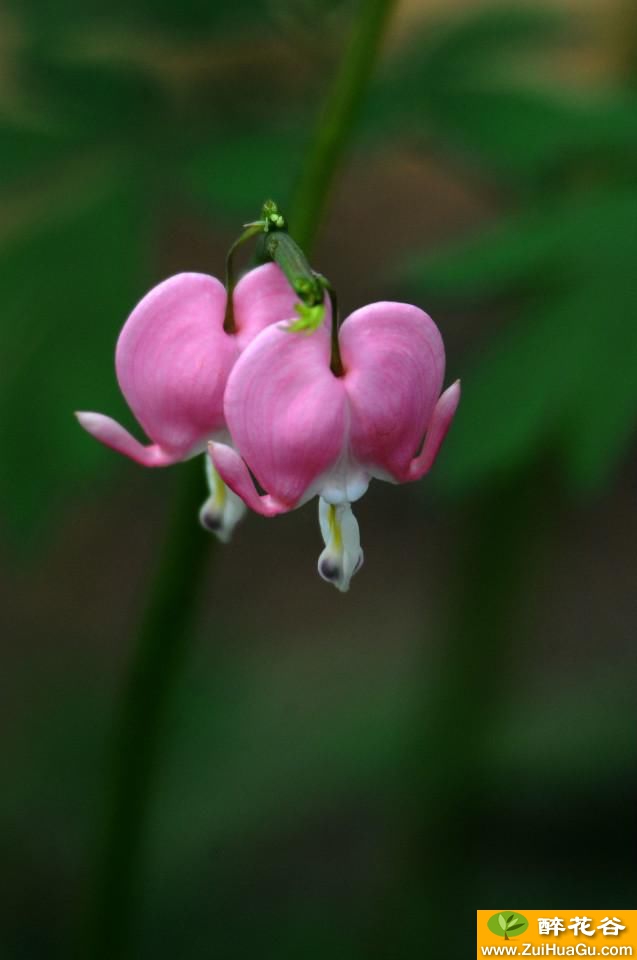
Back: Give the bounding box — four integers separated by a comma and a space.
1, 0, 636, 956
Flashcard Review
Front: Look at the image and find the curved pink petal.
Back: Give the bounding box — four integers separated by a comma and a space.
339, 302, 446, 481
223, 316, 347, 508
208, 442, 290, 516
115, 272, 236, 459
233, 263, 300, 350
74, 412, 178, 466
407, 380, 461, 480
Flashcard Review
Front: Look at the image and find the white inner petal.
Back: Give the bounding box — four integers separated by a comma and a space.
199, 455, 246, 543
317, 498, 364, 593
313, 446, 371, 505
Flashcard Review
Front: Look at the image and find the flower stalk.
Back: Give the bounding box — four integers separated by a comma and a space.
289, 0, 397, 254
223, 222, 267, 332
226, 197, 346, 373
261, 214, 345, 372
84, 0, 397, 953
82, 459, 212, 958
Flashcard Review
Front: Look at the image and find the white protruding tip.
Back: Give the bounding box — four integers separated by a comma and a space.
199, 456, 247, 543
317, 498, 364, 593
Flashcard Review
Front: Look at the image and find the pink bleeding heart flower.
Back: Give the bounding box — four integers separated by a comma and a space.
76, 263, 298, 541
210, 301, 460, 590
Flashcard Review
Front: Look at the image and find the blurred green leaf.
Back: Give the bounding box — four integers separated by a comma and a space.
0, 177, 148, 538
368, 7, 566, 129
405, 185, 637, 494
184, 131, 305, 218
17, 55, 166, 138
0, 126, 81, 188
433, 280, 637, 495
401, 188, 637, 297
409, 6, 568, 81
372, 4, 567, 111
7, 0, 279, 39
420, 88, 637, 180
368, 6, 637, 183
560, 281, 637, 491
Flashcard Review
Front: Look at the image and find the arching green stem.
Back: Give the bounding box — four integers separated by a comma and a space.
84, 0, 397, 955
319, 276, 344, 377
82, 460, 213, 959
263, 231, 344, 374
224, 221, 269, 332
263, 229, 324, 306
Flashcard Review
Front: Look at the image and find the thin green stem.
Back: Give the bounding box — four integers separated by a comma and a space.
289, 0, 397, 254
319, 277, 344, 376
83, 459, 213, 959
84, 0, 396, 954
263, 230, 324, 304
224, 222, 268, 331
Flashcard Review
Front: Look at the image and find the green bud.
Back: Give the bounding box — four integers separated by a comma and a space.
261, 199, 287, 232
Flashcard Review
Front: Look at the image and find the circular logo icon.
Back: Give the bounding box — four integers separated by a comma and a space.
487, 912, 529, 940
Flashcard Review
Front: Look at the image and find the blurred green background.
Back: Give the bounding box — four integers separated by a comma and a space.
1, 0, 636, 956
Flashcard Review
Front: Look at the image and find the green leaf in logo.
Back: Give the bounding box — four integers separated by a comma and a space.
488, 911, 530, 939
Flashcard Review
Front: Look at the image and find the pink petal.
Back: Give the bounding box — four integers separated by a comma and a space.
233, 263, 300, 350
339, 302, 446, 481
115, 273, 236, 459
223, 316, 347, 508
208, 443, 290, 516
407, 380, 461, 480
74, 412, 179, 466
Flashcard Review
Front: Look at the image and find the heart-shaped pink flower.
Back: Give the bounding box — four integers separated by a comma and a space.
76, 262, 298, 540
210, 301, 460, 589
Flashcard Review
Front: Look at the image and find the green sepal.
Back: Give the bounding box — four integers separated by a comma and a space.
285, 301, 326, 334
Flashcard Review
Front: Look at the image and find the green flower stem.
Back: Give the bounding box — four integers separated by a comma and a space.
323, 279, 345, 376
224, 222, 268, 332
260, 221, 344, 372
83, 459, 213, 959
263, 229, 324, 304
85, 0, 396, 954
289, 0, 397, 254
